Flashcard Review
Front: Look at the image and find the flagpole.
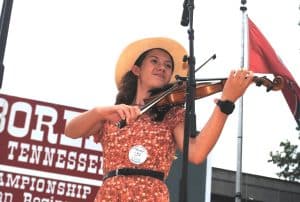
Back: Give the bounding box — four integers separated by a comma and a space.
235, 1, 249, 202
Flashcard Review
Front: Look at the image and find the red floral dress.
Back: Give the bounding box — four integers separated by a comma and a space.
93, 106, 185, 202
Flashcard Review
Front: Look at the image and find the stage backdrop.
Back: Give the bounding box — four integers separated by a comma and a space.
0, 93, 102, 201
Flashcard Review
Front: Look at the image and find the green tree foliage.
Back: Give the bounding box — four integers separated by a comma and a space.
268, 132, 300, 182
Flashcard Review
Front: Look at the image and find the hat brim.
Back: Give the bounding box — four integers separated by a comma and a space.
115, 37, 188, 89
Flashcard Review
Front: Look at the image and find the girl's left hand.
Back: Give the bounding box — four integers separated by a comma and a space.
221, 69, 254, 102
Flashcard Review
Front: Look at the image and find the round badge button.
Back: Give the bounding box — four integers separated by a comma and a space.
128, 145, 148, 165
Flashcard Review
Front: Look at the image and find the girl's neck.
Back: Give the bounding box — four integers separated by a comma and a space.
133, 84, 151, 106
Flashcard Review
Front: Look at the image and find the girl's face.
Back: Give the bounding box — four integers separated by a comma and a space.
132, 49, 174, 90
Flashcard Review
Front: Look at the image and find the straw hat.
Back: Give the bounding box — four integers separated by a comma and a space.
115, 37, 188, 89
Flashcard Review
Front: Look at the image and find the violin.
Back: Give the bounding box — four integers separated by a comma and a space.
143, 75, 284, 109
117, 75, 284, 128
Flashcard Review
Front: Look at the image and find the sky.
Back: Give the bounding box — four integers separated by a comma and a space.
1, 0, 300, 181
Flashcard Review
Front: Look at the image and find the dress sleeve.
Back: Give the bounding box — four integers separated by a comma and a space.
163, 106, 185, 130
92, 131, 102, 143
92, 121, 106, 143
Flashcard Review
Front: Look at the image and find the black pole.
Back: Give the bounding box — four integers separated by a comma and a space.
0, 0, 14, 89
179, 0, 201, 201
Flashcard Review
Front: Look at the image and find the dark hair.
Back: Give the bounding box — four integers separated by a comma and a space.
115, 48, 176, 122
114, 49, 150, 105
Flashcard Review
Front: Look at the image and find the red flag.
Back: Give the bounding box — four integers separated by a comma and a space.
248, 17, 300, 129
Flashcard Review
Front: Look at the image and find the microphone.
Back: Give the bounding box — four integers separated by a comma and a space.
180, 0, 189, 26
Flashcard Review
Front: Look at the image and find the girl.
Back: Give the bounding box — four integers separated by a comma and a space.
64, 37, 253, 201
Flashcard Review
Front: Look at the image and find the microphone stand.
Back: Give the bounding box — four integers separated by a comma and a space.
178, 0, 197, 201
0, 0, 14, 89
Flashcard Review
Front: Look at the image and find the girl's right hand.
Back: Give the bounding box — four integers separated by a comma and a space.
97, 104, 141, 124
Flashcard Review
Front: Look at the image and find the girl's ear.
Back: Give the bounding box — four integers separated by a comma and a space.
131, 65, 140, 76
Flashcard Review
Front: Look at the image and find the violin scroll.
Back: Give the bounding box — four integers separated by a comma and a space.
253, 75, 284, 92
